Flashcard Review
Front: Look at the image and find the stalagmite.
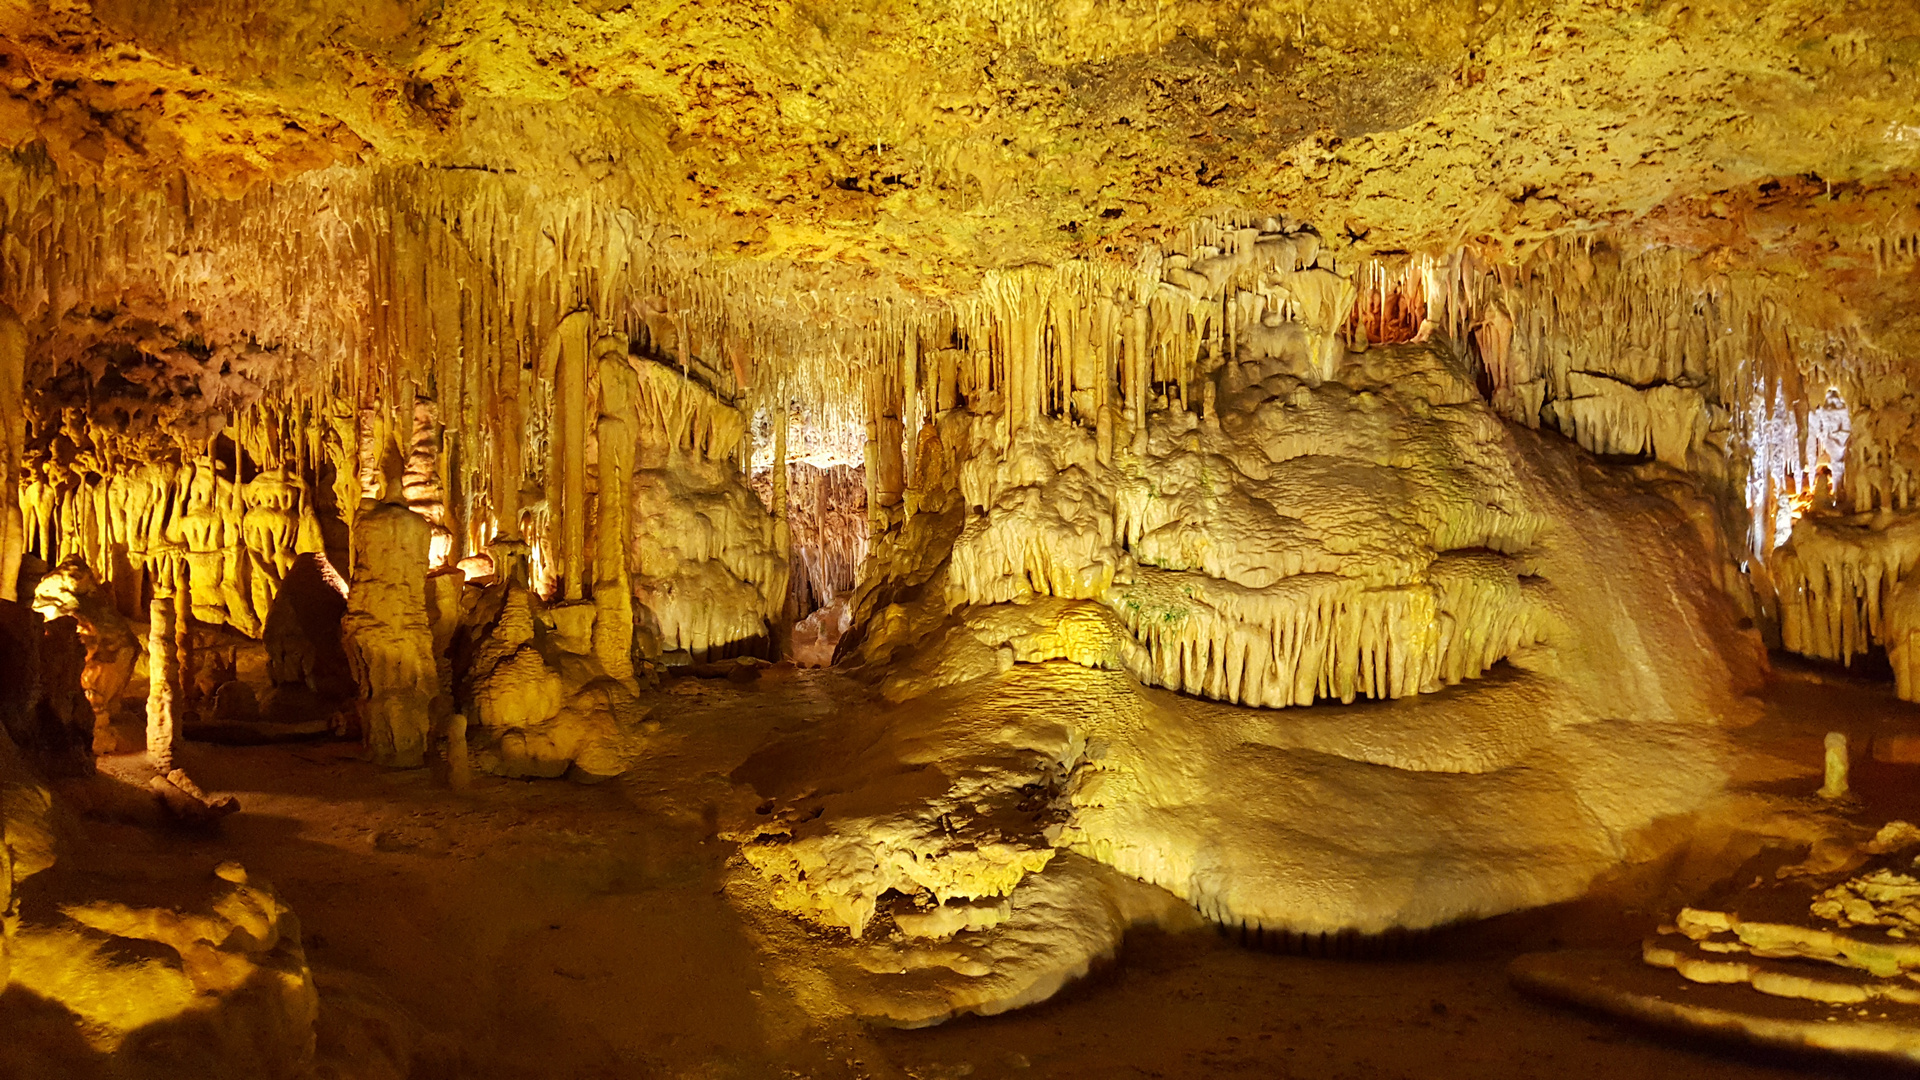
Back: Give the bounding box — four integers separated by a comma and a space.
592, 332, 638, 681
1818, 732, 1850, 800
144, 586, 180, 770
550, 311, 593, 603
0, 306, 22, 601
341, 449, 436, 768
444, 713, 471, 791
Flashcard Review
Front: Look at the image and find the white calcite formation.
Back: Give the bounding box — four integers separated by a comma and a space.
894, 341, 1552, 711
1773, 509, 1920, 684
736, 275, 1764, 1018
629, 358, 787, 661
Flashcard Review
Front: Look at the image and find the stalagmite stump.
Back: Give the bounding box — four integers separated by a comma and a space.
443, 712, 470, 791
1819, 732, 1851, 801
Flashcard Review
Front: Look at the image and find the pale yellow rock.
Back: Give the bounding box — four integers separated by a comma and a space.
1891, 577, 1920, 702
1820, 732, 1852, 800
32, 558, 138, 749
10, 862, 317, 1068
0, 305, 23, 601
342, 468, 437, 768
144, 590, 181, 769
592, 332, 639, 681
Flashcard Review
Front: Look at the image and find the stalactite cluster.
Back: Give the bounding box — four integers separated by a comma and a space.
7, 139, 1912, 709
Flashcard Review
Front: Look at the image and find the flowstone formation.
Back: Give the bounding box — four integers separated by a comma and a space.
730, 297, 1764, 1019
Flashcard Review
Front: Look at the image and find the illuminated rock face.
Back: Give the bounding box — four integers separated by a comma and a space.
940, 342, 1548, 709
32, 558, 138, 750
751, 334, 1761, 1005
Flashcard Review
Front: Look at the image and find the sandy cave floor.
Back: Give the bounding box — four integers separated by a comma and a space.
24, 663, 1920, 1080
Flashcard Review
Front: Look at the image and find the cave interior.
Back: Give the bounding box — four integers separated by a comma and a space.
4, 1, 1920, 1077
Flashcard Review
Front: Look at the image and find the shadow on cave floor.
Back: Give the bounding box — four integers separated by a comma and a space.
31, 666, 1920, 1080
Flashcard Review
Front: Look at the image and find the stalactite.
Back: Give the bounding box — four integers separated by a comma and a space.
1891, 577, 1920, 703
4, 147, 1910, 696
1772, 511, 1920, 667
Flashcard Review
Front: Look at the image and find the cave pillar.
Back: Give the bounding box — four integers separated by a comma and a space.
144, 561, 181, 770
0, 307, 24, 601
772, 403, 794, 653
1127, 306, 1149, 458
171, 549, 196, 725
902, 335, 920, 501
591, 333, 637, 682
549, 311, 592, 602
341, 448, 435, 768
1094, 298, 1116, 466
403, 395, 451, 563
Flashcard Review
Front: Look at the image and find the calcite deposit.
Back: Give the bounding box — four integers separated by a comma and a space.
0, 0, 1918, 1074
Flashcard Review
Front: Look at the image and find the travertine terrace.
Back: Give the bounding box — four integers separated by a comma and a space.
2, 1, 1920, 1077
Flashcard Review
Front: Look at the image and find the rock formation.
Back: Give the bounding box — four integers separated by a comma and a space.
0, 0, 1918, 1072
342, 452, 437, 768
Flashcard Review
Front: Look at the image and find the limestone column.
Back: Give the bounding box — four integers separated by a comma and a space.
145, 556, 182, 769
172, 551, 195, 727
771, 403, 793, 655
902, 335, 919, 499
1094, 298, 1115, 466
1127, 306, 1150, 459
342, 447, 435, 768
548, 311, 592, 601
591, 334, 637, 682
0, 307, 25, 601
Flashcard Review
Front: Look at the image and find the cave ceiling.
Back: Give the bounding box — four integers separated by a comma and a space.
3, 0, 1917, 300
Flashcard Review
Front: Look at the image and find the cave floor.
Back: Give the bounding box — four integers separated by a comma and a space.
49, 664, 1920, 1079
